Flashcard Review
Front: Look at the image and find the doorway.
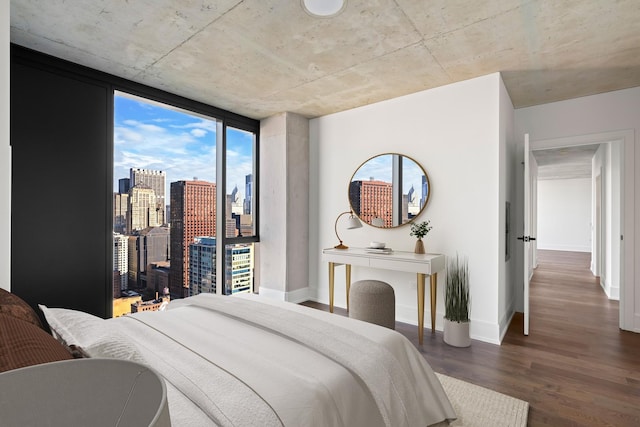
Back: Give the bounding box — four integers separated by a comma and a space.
526, 130, 633, 331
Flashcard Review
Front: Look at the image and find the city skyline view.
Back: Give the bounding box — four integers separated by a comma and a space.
112, 91, 258, 315
114, 91, 254, 201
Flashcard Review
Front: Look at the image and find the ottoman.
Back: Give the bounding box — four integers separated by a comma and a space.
349, 280, 395, 329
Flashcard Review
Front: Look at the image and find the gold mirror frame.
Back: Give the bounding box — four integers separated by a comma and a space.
348, 153, 430, 228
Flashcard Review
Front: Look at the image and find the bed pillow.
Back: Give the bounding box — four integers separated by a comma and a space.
0, 288, 44, 329
38, 305, 105, 346
38, 305, 147, 364
0, 313, 73, 372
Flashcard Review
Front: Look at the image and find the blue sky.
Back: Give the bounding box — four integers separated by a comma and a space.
114, 92, 254, 200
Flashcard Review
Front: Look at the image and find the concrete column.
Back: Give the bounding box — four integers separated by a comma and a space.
259, 112, 309, 302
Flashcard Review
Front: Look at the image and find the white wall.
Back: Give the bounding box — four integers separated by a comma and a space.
1, 2, 10, 291
537, 178, 592, 252
591, 142, 621, 300
309, 73, 510, 344
499, 77, 517, 341
515, 86, 640, 332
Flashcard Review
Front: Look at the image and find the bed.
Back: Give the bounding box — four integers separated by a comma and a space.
3, 289, 456, 426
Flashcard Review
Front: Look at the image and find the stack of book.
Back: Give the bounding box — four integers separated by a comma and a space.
365, 247, 393, 254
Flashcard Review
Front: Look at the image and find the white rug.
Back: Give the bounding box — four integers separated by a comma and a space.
432, 373, 529, 427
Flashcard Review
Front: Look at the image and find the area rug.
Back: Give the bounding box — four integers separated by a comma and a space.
432, 373, 529, 427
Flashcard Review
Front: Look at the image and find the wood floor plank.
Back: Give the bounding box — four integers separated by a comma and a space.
303, 250, 640, 426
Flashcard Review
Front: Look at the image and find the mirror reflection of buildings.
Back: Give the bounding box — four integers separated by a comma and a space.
348, 153, 429, 228
350, 182, 414, 228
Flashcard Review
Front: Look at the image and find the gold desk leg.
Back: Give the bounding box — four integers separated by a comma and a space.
417, 273, 425, 345
328, 262, 335, 313
345, 264, 352, 311
430, 273, 438, 333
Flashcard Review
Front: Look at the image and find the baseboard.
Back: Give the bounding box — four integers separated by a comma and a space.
304, 288, 501, 345
396, 303, 501, 345
537, 245, 591, 252
258, 286, 311, 303
499, 309, 516, 343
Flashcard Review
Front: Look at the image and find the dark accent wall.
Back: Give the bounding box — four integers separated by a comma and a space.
10, 45, 259, 319
11, 50, 112, 318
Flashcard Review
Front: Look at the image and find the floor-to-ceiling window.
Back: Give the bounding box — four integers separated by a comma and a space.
113, 91, 259, 317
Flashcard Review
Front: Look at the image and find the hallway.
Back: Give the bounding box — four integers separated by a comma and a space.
501, 249, 639, 426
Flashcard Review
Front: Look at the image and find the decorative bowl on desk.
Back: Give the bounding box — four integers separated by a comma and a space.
369, 241, 386, 249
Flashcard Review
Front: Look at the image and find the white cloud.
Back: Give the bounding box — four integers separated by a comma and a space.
190, 128, 207, 138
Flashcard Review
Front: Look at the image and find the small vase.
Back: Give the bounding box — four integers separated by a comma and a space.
414, 238, 425, 254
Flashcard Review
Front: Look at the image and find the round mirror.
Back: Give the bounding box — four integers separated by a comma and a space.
348, 153, 430, 228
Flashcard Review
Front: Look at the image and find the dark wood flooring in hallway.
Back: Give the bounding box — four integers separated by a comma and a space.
303, 250, 640, 426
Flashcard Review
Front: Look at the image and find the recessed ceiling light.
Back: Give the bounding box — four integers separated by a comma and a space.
301, 0, 346, 18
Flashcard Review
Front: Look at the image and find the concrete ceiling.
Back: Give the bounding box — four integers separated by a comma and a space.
10, 0, 640, 121
533, 144, 600, 180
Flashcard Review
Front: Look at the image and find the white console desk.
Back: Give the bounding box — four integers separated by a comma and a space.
322, 247, 445, 345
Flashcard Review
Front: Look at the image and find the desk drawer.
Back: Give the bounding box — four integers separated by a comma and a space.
372, 258, 431, 274
323, 254, 370, 267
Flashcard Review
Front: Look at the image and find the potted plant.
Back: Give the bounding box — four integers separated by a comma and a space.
409, 220, 432, 254
443, 254, 471, 347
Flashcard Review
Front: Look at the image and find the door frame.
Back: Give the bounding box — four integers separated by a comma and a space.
529, 130, 634, 331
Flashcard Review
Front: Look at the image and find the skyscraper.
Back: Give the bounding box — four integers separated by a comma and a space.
189, 237, 217, 296
130, 168, 166, 224
113, 192, 129, 234
169, 180, 216, 298
128, 185, 161, 232
113, 232, 128, 296
244, 174, 252, 215
127, 226, 170, 289
349, 179, 393, 226
226, 244, 253, 295
420, 175, 429, 209
118, 178, 130, 194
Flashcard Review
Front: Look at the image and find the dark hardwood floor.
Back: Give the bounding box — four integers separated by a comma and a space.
303, 250, 640, 426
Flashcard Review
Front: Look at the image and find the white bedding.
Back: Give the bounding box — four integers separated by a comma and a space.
41, 294, 455, 427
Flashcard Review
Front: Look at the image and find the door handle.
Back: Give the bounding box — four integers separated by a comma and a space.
517, 236, 536, 242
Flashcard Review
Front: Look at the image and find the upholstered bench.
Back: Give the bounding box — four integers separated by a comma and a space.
349, 280, 395, 329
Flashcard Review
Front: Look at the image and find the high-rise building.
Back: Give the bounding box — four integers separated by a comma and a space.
188, 238, 254, 296
349, 179, 393, 226
127, 226, 170, 289
244, 174, 252, 215
113, 192, 129, 234
226, 244, 253, 295
118, 178, 130, 194
169, 180, 216, 298
420, 175, 429, 209
130, 168, 166, 224
113, 232, 128, 295
189, 237, 217, 296
226, 194, 237, 237
128, 185, 162, 232
239, 214, 253, 237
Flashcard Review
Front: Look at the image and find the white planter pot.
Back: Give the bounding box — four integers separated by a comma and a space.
443, 318, 471, 347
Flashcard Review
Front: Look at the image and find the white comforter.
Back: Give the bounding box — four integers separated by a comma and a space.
43, 294, 456, 427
